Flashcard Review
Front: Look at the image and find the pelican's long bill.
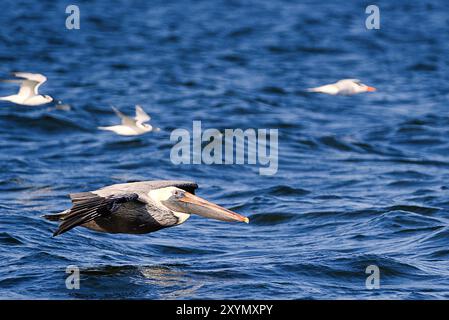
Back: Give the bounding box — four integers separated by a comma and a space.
168, 192, 249, 223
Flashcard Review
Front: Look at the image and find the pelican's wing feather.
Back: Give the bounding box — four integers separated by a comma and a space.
98, 180, 199, 196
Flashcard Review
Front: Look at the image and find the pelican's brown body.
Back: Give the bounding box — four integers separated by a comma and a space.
80, 199, 173, 234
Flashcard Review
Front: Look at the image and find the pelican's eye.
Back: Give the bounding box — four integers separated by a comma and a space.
173, 190, 184, 198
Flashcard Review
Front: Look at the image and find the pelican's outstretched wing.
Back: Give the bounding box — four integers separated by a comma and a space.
44, 192, 140, 236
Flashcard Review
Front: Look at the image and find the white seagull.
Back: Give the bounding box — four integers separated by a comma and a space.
98, 105, 157, 136
0, 72, 53, 106
307, 79, 376, 95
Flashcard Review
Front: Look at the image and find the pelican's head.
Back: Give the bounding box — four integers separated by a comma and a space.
148, 187, 249, 224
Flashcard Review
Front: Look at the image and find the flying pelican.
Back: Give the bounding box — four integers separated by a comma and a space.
43, 180, 249, 237
0, 72, 53, 105
98, 105, 158, 136
307, 79, 376, 95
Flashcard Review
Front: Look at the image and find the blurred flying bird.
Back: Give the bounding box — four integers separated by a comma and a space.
0, 72, 54, 106
307, 79, 376, 95
98, 105, 158, 136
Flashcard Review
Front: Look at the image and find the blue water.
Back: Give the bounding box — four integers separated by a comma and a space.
1, 0, 449, 299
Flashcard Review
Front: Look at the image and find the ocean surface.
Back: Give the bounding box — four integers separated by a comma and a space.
1, 0, 449, 299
